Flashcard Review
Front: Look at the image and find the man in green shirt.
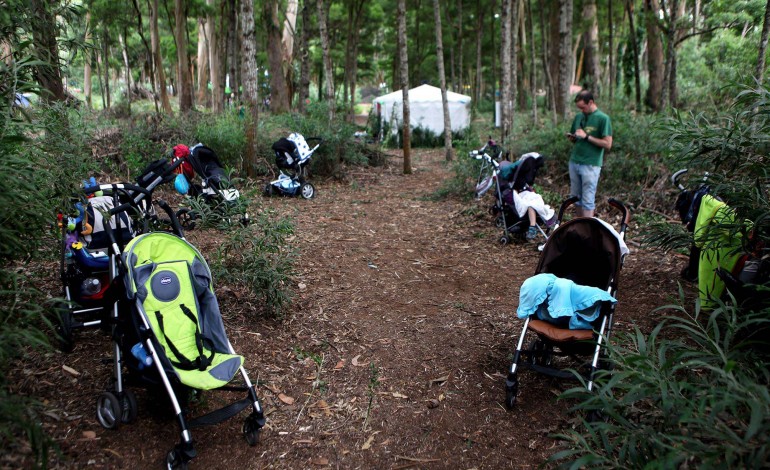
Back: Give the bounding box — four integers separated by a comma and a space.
566, 90, 613, 218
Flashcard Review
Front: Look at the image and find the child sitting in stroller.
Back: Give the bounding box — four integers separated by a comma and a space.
500, 153, 556, 241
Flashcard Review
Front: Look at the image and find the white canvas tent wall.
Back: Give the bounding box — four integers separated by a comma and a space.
372, 84, 471, 139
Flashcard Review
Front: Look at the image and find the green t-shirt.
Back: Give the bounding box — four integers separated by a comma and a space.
569, 109, 612, 167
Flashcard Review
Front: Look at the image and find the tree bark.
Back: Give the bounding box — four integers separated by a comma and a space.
102, 27, 111, 109
538, 0, 557, 124
30, 0, 66, 103
208, 0, 222, 112
474, 0, 484, 103
344, 0, 365, 122
500, 0, 512, 143
151, 0, 173, 113
608, 0, 614, 102
756, 0, 770, 83
175, 0, 193, 112
240, 0, 260, 176
556, 0, 573, 118
397, 0, 412, 174
317, 0, 335, 121
196, 18, 209, 106
644, 0, 663, 111
265, 1, 290, 113
84, 12, 93, 109
582, 0, 600, 93
456, 0, 464, 92
509, 0, 519, 139
433, 0, 453, 161
131, 0, 160, 114
527, 0, 537, 124
625, 0, 641, 110
282, 0, 298, 106
118, 30, 133, 112
298, 3, 311, 113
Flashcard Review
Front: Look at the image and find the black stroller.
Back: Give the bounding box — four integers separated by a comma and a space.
174, 144, 248, 229
504, 197, 630, 409
54, 158, 182, 352
92, 202, 266, 468
264, 133, 322, 199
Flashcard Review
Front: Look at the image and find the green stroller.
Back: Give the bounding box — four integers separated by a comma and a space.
96, 228, 265, 469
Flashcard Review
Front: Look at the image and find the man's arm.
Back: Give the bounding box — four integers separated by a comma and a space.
586, 134, 612, 150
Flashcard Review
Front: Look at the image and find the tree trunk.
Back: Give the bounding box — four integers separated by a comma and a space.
282, 0, 298, 106
102, 28, 111, 109
397, 0, 412, 174
500, 0, 512, 143
556, 0, 573, 118
433, 0, 453, 161
208, 0, 222, 112
131, 0, 159, 114
119, 30, 133, 112
298, 3, 311, 113
240, 0, 260, 177
317, 0, 335, 121
151, 0, 173, 113
196, 19, 209, 106
758, 0, 770, 83
538, 0, 557, 124
175, 0, 193, 112
474, 0, 484, 103
582, 0, 600, 93
30, 0, 66, 103
644, 0, 663, 111
265, 1, 290, 113
625, 0, 641, 110
344, 0, 365, 122
509, 0, 519, 139
527, 0, 537, 124
456, 0, 463, 92
608, 0, 614, 102
84, 12, 93, 109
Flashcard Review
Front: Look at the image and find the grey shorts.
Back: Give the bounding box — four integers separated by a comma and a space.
569, 161, 601, 211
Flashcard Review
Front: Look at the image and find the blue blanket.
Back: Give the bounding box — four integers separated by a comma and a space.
517, 273, 616, 330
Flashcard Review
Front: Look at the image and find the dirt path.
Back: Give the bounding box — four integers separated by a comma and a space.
9, 149, 686, 469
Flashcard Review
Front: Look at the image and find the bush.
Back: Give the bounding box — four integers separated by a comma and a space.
194, 110, 247, 171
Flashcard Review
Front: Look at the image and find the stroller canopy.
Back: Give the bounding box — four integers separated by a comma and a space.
536, 218, 622, 290
189, 144, 227, 188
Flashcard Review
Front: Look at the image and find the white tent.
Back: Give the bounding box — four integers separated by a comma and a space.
372, 84, 471, 139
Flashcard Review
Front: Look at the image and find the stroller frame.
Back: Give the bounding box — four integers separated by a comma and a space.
504, 197, 630, 410
265, 134, 322, 199
95, 212, 265, 468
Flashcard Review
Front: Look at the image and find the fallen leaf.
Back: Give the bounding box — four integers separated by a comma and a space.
310, 457, 329, 465
392, 392, 408, 399
430, 373, 450, 385
361, 433, 378, 450
334, 360, 345, 370
265, 383, 280, 394
62, 365, 80, 377
278, 393, 295, 405
82, 431, 96, 439
316, 400, 332, 416
298, 283, 307, 290
351, 355, 367, 367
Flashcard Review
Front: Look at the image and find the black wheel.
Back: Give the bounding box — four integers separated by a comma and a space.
263, 183, 274, 197
243, 417, 262, 446
499, 235, 510, 246
240, 213, 251, 226
494, 215, 504, 228
96, 391, 122, 429
166, 449, 189, 470
527, 340, 553, 367
53, 302, 74, 353
504, 377, 519, 410
300, 182, 315, 199
120, 389, 138, 424
175, 209, 197, 230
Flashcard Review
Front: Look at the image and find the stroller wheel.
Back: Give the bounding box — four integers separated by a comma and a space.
527, 340, 553, 367
494, 215, 504, 228
53, 302, 75, 353
504, 377, 519, 410
120, 389, 138, 424
176, 209, 197, 230
243, 415, 263, 446
499, 235, 511, 246
96, 391, 122, 430
165, 448, 189, 470
300, 182, 315, 199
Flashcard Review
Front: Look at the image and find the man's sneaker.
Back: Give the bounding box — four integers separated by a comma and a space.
526, 226, 537, 241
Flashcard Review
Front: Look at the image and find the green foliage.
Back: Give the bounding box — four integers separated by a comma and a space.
210, 210, 296, 318
194, 110, 247, 170
552, 297, 770, 468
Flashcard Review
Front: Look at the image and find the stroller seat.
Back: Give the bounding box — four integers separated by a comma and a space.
140, 259, 243, 390
527, 319, 594, 342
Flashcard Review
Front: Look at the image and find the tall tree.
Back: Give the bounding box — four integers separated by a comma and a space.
625, 0, 641, 110
661, 0, 681, 108
196, 18, 209, 106
118, 29, 133, 112
582, 0, 600, 93
101, 26, 111, 109
317, 0, 335, 121
433, 0, 453, 161
527, 0, 537, 124
608, 0, 614, 102
556, 0, 573, 118
150, 0, 172, 113
397, 0, 412, 174
282, 0, 298, 104
84, 11, 93, 109
474, 0, 484, 103
509, 0, 520, 138
297, 3, 311, 113
645, 0, 664, 111
265, 1, 290, 113
207, 0, 222, 112
240, 0, 259, 176
500, 0, 512, 143
30, 0, 66, 103
343, 0, 365, 122
539, 0, 557, 124
175, 0, 193, 112
759, 0, 770, 83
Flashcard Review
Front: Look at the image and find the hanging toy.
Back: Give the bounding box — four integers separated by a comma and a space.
174, 173, 190, 195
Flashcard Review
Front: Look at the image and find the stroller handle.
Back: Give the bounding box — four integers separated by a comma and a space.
608, 198, 631, 235
156, 199, 184, 238
671, 169, 688, 191
557, 196, 581, 221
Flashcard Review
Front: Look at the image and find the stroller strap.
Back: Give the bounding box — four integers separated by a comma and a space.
155, 304, 215, 371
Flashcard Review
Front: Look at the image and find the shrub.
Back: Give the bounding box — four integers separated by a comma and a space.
194, 110, 247, 171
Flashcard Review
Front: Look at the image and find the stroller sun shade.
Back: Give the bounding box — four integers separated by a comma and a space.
536, 218, 621, 289
272, 138, 299, 169
189, 145, 227, 188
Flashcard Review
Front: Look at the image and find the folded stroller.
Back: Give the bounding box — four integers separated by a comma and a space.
264, 133, 322, 199
94, 223, 265, 468
54, 158, 182, 351
173, 144, 248, 229
504, 197, 630, 411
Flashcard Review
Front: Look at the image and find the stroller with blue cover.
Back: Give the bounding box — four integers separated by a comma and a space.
504, 197, 630, 411
91, 201, 266, 468
264, 133, 322, 199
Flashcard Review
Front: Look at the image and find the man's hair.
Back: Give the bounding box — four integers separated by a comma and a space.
575, 89, 594, 104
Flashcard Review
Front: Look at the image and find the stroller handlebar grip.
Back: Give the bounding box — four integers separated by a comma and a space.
557, 196, 581, 221
608, 198, 631, 237
156, 199, 184, 237
671, 169, 688, 190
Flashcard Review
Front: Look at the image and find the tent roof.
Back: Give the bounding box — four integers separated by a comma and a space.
373, 84, 471, 104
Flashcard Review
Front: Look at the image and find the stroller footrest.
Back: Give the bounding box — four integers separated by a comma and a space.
188, 396, 251, 428
526, 363, 580, 380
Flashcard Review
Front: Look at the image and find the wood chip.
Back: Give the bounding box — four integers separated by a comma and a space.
278, 393, 295, 405
62, 365, 80, 377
